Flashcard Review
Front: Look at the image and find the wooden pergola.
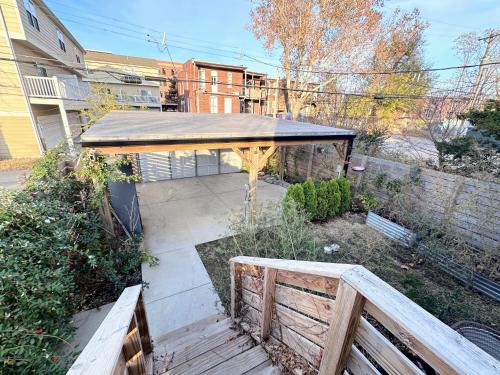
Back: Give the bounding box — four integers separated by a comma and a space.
81, 111, 356, 213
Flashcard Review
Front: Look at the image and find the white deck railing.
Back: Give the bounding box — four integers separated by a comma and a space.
24, 75, 90, 100
116, 94, 161, 106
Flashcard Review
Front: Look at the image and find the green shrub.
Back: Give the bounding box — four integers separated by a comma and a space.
0, 150, 150, 374
284, 183, 305, 209
352, 192, 381, 213
327, 179, 341, 217
337, 177, 351, 213
302, 177, 317, 219
316, 181, 330, 220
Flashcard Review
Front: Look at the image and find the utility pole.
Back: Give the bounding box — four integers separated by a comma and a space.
469, 31, 498, 110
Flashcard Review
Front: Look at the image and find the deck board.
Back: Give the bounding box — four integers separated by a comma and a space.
153, 315, 278, 375
166, 335, 254, 374
207, 345, 270, 375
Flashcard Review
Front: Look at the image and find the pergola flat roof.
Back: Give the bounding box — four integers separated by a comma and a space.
81, 111, 355, 149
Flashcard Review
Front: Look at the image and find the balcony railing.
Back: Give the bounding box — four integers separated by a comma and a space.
116, 94, 161, 107
242, 87, 265, 100
24, 75, 90, 100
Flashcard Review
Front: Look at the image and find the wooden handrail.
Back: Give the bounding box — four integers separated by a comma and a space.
230, 256, 500, 375
67, 285, 152, 375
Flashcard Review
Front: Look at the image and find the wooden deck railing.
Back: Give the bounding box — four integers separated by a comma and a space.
230, 256, 500, 375
67, 285, 152, 375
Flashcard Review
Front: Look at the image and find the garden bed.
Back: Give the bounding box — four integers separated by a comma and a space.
197, 213, 500, 330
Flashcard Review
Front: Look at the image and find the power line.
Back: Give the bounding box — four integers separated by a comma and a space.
243, 53, 500, 76
0, 53, 492, 101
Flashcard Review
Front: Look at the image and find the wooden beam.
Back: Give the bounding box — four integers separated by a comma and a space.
258, 146, 277, 170
91, 139, 350, 155
231, 147, 251, 165
318, 279, 365, 375
260, 267, 277, 340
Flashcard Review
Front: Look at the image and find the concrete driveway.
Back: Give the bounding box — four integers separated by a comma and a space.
136, 173, 286, 338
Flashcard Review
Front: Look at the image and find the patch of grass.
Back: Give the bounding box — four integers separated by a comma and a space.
197, 212, 500, 330
0, 158, 38, 171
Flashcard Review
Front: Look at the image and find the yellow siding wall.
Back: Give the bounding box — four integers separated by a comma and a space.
0, 0, 23, 36
0, 2, 40, 158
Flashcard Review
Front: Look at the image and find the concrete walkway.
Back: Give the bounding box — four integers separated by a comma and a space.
136, 173, 285, 338
0, 169, 29, 190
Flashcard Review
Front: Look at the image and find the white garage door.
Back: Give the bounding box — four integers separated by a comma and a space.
37, 115, 65, 149
138, 149, 242, 182
138, 152, 172, 182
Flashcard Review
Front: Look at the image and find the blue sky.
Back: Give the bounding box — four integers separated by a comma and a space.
47, 0, 499, 78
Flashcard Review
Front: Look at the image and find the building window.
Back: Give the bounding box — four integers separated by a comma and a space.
210, 96, 218, 113
198, 69, 205, 90
23, 0, 39, 31
56, 30, 66, 52
227, 72, 232, 88
162, 68, 166, 75
76, 54, 81, 63
36, 66, 47, 77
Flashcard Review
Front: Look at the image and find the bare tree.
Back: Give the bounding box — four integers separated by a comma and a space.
250, 0, 383, 119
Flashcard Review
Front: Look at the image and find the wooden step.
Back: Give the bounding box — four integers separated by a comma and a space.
152, 314, 278, 375
206, 345, 270, 375
154, 315, 232, 355
166, 335, 254, 374
169, 327, 240, 369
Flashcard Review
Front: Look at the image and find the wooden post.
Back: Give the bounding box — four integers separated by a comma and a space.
248, 147, 259, 216
230, 261, 242, 321
134, 293, 153, 355
306, 144, 315, 178
123, 314, 146, 375
232, 146, 277, 218
260, 267, 277, 340
278, 146, 285, 181
319, 279, 365, 375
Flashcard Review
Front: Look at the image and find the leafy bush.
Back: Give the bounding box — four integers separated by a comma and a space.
302, 178, 317, 219
0, 148, 150, 374
315, 181, 330, 221
284, 183, 305, 210
327, 179, 341, 217
337, 177, 351, 213
352, 192, 381, 213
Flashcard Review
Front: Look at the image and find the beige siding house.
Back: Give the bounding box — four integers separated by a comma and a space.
84, 50, 162, 111
0, 0, 89, 159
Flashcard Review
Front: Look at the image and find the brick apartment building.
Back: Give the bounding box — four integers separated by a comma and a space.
176, 59, 245, 113
158, 60, 184, 111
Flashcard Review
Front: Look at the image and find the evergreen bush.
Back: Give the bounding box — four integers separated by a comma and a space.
338, 177, 352, 213
316, 181, 330, 220
284, 183, 305, 209
302, 177, 317, 219
327, 179, 341, 217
